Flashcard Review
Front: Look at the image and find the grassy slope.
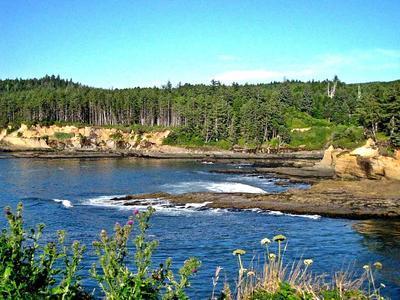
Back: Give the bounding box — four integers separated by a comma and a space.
286, 110, 367, 150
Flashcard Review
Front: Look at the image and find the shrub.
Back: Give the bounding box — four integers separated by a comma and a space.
215, 235, 385, 300
6, 124, 20, 134
289, 126, 333, 150
163, 127, 204, 147
289, 125, 366, 150
91, 207, 201, 299
0, 204, 200, 299
285, 109, 331, 129
54, 132, 74, 140
109, 132, 123, 141
209, 139, 233, 150
330, 126, 365, 149
251, 282, 313, 300
0, 203, 88, 299
130, 124, 169, 134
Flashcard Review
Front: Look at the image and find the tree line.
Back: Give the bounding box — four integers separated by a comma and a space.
0, 75, 399, 147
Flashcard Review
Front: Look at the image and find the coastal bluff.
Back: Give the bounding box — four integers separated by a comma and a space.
319, 139, 400, 181
0, 124, 172, 152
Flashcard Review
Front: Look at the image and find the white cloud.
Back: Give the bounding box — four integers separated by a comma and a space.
212, 48, 400, 84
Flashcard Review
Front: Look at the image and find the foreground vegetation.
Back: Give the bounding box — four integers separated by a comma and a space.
215, 236, 385, 300
0, 76, 399, 151
0, 204, 388, 299
1, 204, 200, 299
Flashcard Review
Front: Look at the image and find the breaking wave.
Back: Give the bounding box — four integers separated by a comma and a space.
53, 199, 73, 208
82, 195, 217, 215
82, 195, 320, 219
163, 181, 267, 194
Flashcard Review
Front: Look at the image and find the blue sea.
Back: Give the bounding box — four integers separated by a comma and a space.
0, 156, 398, 298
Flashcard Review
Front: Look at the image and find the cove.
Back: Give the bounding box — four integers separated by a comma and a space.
0, 157, 398, 298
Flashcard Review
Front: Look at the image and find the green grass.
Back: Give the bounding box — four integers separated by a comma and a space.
53, 132, 74, 140
109, 132, 123, 141
288, 125, 366, 150
285, 110, 367, 150
284, 111, 366, 150
164, 124, 367, 151
163, 128, 233, 150
376, 132, 390, 142
285, 109, 331, 129
289, 126, 333, 150
52, 121, 88, 128
130, 124, 169, 133
163, 128, 204, 147
330, 126, 365, 149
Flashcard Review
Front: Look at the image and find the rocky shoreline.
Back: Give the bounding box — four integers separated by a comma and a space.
2, 127, 399, 219
0, 148, 324, 160
111, 179, 400, 219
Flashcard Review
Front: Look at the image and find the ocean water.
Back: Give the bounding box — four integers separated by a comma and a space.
0, 157, 398, 298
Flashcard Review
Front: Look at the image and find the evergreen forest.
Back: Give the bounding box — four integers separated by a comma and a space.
0, 75, 399, 149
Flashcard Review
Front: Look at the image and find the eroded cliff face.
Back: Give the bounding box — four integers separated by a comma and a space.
320, 139, 400, 181
0, 124, 171, 151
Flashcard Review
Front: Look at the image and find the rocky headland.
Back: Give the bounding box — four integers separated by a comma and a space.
111, 178, 400, 219
109, 140, 400, 219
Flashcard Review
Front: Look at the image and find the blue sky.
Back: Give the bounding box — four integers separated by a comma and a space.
0, 0, 399, 88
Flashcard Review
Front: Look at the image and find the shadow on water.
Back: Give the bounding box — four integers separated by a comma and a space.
353, 220, 400, 292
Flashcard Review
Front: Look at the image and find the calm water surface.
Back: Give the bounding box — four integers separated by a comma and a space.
0, 157, 399, 299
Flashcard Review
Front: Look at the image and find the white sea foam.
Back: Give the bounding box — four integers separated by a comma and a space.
163, 181, 267, 194
82, 194, 320, 219
206, 182, 266, 193
228, 163, 253, 167
82, 195, 220, 215
248, 208, 263, 213
228, 175, 275, 186
83, 195, 139, 209
266, 210, 321, 220
184, 201, 213, 209
53, 199, 73, 208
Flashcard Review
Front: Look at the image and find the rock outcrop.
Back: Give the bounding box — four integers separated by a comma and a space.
0, 124, 171, 152
110, 179, 400, 219
321, 139, 400, 181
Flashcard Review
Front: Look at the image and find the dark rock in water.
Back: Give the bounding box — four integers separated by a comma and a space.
275, 180, 290, 187
211, 169, 257, 174
211, 165, 334, 185
110, 192, 171, 201
255, 166, 335, 179
122, 200, 147, 206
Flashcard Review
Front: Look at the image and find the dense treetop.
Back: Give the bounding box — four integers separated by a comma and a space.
0, 75, 399, 148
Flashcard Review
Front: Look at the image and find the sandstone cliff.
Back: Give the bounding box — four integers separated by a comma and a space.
0, 124, 171, 152
320, 139, 400, 181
